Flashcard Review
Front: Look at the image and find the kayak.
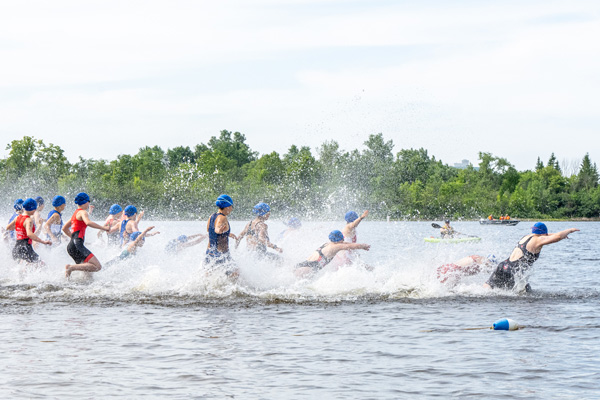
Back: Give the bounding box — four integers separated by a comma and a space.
479, 219, 520, 226
424, 237, 481, 243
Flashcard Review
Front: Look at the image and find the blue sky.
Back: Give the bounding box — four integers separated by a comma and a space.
1, 0, 599, 172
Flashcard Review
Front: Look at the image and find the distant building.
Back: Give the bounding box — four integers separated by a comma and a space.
453, 159, 471, 169
451, 159, 479, 171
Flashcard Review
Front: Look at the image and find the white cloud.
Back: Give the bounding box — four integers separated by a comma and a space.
1, 0, 599, 169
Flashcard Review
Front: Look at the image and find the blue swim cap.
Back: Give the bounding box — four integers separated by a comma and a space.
253, 202, 270, 216
109, 204, 123, 215
23, 198, 38, 211
74, 192, 90, 205
129, 231, 144, 242
124, 205, 137, 217
285, 217, 301, 229
329, 230, 344, 242
52, 195, 66, 207
215, 194, 234, 209
14, 198, 24, 211
345, 211, 359, 223
532, 222, 548, 235
35, 196, 44, 205
177, 235, 188, 243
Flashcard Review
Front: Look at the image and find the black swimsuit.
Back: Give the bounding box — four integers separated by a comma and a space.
295, 244, 333, 272
486, 236, 540, 289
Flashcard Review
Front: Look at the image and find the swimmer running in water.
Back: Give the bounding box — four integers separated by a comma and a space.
333, 210, 369, 267
205, 194, 239, 278
6, 198, 52, 266
43, 195, 68, 246
63, 192, 110, 278
236, 202, 283, 263
295, 230, 370, 278
164, 233, 206, 255
99, 204, 124, 246
105, 226, 156, 266
32, 196, 46, 233
483, 222, 580, 291
120, 205, 140, 246
6, 199, 25, 244
278, 217, 301, 241
437, 254, 498, 286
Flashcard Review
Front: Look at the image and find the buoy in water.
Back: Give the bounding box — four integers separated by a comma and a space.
492, 318, 519, 331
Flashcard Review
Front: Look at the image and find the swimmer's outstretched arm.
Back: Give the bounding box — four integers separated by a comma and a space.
181, 235, 206, 249
235, 222, 251, 248
348, 210, 369, 230
537, 228, 580, 246
80, 211, 110, 232
339, 243, 370, 251
136, 210, 144, 224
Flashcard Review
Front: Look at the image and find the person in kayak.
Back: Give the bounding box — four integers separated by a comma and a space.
295, 230, 370, 278
440, 220, 455, 238
483, 222, 579, 291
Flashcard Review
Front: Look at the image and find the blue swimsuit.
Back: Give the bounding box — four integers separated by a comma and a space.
205, 212, 232, 265
46, 209, 63, 243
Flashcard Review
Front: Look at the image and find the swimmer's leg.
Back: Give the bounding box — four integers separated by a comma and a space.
66, 256, 102, 278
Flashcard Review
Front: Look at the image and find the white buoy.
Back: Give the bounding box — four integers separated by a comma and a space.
492, 318, 519, 331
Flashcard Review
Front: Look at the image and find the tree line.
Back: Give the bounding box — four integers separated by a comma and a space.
1, 131, 599, 220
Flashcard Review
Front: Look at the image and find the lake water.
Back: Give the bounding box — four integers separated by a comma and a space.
1, 219, 599, 398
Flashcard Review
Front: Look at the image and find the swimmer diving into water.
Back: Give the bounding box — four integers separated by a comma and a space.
483, 222, 579, 291
295, 230, 370, 278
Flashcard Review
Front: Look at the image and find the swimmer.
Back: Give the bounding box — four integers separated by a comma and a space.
483, 222, 580, 291
98, 204, 124, 246
33, 196, 46, 230
236, 202, 283, 263
278, 217, 302, 241
333, 210, 369, 267
63, 192, 110, 278
205, 194, 239, 278
43, 195, 68, 246
440, 220, 455, 238
342, 210, 368, 243
105, 226, 156, 266
165, 233, 207, 254
6, 199, 25, 243
437, 254, 498, 286
5, 198, 52, 266
295, 230, 370, 278
119, 205, 143, 246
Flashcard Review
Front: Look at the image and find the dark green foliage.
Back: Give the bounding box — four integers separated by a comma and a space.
1, 134, 599, 220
